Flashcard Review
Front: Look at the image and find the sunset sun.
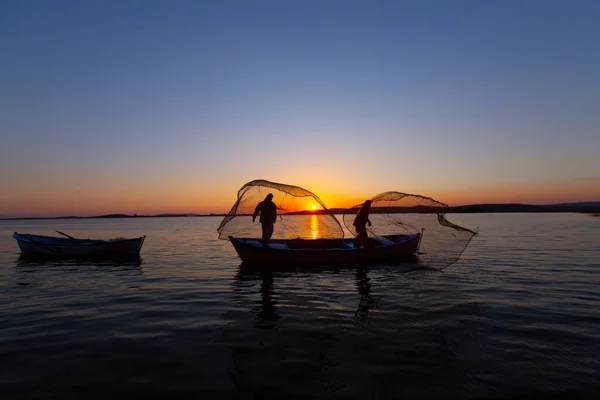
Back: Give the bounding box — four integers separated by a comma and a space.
312, 205, 317, 210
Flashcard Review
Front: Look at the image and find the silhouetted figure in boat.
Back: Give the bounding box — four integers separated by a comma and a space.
353, 200, 372, 249
252, 193, 277, 246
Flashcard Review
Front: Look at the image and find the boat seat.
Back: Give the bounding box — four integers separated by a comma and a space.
268, 242, 289, 250
377, 237, 395, 246
342, 241, 355, 249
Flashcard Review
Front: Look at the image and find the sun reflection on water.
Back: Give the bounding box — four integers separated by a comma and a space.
310, 214, 320, 239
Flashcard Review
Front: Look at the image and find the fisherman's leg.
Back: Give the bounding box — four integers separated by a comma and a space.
360, 231, 367, 248
355, 227, 367, 249
261, 223, 274, 246
261, 223, 268, 245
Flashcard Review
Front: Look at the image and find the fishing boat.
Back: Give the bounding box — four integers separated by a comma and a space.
218, 180, 477, 268
12, 231, 146, 256
228, 233, 421, 264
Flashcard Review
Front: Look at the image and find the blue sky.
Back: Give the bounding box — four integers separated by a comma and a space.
1, 0, 599, 216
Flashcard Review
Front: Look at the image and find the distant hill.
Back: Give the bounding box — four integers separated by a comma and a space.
0, 213, 226, 221
546, 201, 600, 209
450, 202, 600, 213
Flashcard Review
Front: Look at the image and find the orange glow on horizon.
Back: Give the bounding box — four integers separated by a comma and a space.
1, 177, 598, 218
427, 177, 600, 206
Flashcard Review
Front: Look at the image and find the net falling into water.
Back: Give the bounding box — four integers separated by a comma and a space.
342, 192, 478, 268
218, 180, 477, 268
217, 179, 344, 240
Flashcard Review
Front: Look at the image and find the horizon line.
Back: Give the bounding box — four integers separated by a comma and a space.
2, 200, 600, 220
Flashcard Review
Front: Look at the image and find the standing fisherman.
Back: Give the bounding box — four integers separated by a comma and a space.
252, 193, 277, 246
353, 200, 372, 249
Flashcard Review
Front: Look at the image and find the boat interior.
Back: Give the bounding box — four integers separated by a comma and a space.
236, 234, 418, 250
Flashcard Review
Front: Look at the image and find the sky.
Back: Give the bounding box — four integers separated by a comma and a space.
1, 0, 599, 217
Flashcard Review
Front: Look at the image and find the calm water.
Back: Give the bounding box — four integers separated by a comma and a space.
1, 214, 599, 398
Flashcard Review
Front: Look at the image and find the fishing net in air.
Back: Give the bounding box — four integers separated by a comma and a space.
217, 179, 345, 240
343, 192, 477, 268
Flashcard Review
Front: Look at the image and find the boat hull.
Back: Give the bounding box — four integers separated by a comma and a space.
13, 233, 146, 256
229, 233, 421, 264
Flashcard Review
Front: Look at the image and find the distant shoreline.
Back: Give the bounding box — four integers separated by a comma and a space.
2, 202, 599, 221
0, 214, 226, 221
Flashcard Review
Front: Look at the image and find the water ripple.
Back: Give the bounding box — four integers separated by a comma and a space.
1, 214, 600, 397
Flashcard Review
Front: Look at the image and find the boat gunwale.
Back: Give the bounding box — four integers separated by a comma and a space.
13, 233, 146, 248
229, 233, 420, 252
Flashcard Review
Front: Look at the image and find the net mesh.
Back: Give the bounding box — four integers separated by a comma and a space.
343, 192, 477, 268
217, 179, 345, 240
218, 181, 477, 268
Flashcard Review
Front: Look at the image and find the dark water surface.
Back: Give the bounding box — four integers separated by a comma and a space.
1, 214, 599, 398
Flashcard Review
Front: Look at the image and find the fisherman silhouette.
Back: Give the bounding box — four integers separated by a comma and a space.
353, 200, 372, 249
252, 193, 277, 246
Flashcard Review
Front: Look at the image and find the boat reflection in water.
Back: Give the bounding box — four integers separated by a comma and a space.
233, 258, 421, 328
223, 260, 426, 395
15, 253, 143, 273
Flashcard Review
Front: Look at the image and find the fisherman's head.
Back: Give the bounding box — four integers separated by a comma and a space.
364, 200, 372, 208
265, 193, 274, 201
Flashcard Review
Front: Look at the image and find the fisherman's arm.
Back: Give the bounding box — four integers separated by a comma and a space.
252, 203, 261, 222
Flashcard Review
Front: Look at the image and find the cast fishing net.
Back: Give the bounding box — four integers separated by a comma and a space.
217, 179, 344, 240
343, 192, 477, 268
